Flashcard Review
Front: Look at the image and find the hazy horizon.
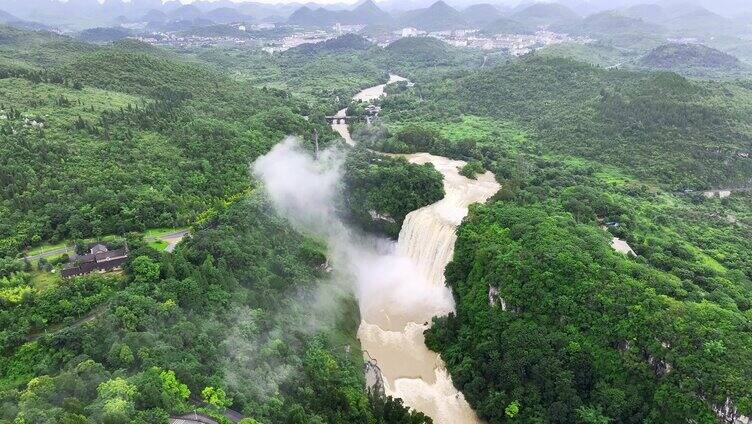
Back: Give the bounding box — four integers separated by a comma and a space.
60, 0, 530, 5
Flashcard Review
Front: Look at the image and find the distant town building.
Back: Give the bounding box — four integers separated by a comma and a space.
401, 27, 420, 37
61, 243, 129, 278
251, 23, 276, 30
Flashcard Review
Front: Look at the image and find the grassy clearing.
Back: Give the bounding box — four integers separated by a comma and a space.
594, 167, 636, 187
0, 78, 142, 128
148, 240, 168, 251
437, 116, 528, 146
30, 270, 61, 292
389, 116, 530, 150
24, 227, 189, 259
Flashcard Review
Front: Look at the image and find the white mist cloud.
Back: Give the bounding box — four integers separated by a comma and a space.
251, 137, 454, 329
251, 136, 344, 236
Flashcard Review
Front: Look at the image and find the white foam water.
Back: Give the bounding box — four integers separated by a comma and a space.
358, 153, 499, 424
333, 79, 500, 423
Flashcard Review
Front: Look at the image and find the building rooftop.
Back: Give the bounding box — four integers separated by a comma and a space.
90, 243, 108, 255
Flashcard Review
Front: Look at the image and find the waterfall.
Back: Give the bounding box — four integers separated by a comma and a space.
254, 122, 499, 423
397, 206, 458, 287
332, 79, 500, 423
396, 153, 501, 288
358, 153, 500, 424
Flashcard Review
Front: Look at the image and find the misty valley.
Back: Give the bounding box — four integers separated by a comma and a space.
1, 0, 752, 423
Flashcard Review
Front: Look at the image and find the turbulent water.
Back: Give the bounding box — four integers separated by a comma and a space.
358, 153, 498, 423
334, 78, 500, 423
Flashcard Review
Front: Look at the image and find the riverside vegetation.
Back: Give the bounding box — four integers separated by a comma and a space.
361, 54, 752, 422
1, 23, 752, 424
0, 26, 441, 423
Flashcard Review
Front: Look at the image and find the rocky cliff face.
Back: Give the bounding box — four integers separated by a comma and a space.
714, 398, 751, 424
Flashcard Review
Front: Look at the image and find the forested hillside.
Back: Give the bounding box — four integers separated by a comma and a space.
0, 26, 444, 422
3, 11, 752, 424
380, 55, 752, 190
637, 43, 751, 79
0, 195, 431, 423
366, 50, 752, 423
174, 34, 484, 111
172, 35, 385, 110
0, 27, 336, 258
344, 148, 444, 238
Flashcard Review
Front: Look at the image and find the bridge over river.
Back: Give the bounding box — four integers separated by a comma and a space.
325, 115, 356, 125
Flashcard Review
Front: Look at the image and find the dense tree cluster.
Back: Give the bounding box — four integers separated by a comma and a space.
370, 56, 752, 422
343, 147, 444, 238
0, 195, 432, 423
0, 35, 335, 258
3, 20, 752, 424
427, 198, 751, 422
176, 34, 486, 114
0, 28, 448, 422
380, 55, 752, 190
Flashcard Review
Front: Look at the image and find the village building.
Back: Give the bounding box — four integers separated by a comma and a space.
61, 243, 129, 278
400, 27, 421, 37
364, 104, 381, 124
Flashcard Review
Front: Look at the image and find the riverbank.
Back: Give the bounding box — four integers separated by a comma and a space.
333, 78, 498, 423
332, 74, 407, 146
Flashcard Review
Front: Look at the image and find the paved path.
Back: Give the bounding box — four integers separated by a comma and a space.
151, 229, 190, 253
27, 305, 107, 341
22, 246, 72, 261
21, 229, 191, 261
169, 408, 243, 424
169, 413, 218, 424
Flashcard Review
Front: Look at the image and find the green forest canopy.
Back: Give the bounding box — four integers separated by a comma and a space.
370, 52, 752, 423
2, 22, 752, 424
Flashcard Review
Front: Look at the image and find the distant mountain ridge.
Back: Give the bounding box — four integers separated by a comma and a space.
0, 7, 48, 30
461, 3, 501, 26
0, 8, 17, 22
287, 0, 391, 26
662, 6, 737, 36
398, 0, 468, 31
639, 43, 744, 70
621, 3, 667, 23
555, 10, 664, 36
481, 16, 534, 35
169, 4, 203, 21
0, 0, 263, 29
1, 0, 752, 34
511, 2, 581, 27
203, 7, 252, 24
140, 9, 167, 23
